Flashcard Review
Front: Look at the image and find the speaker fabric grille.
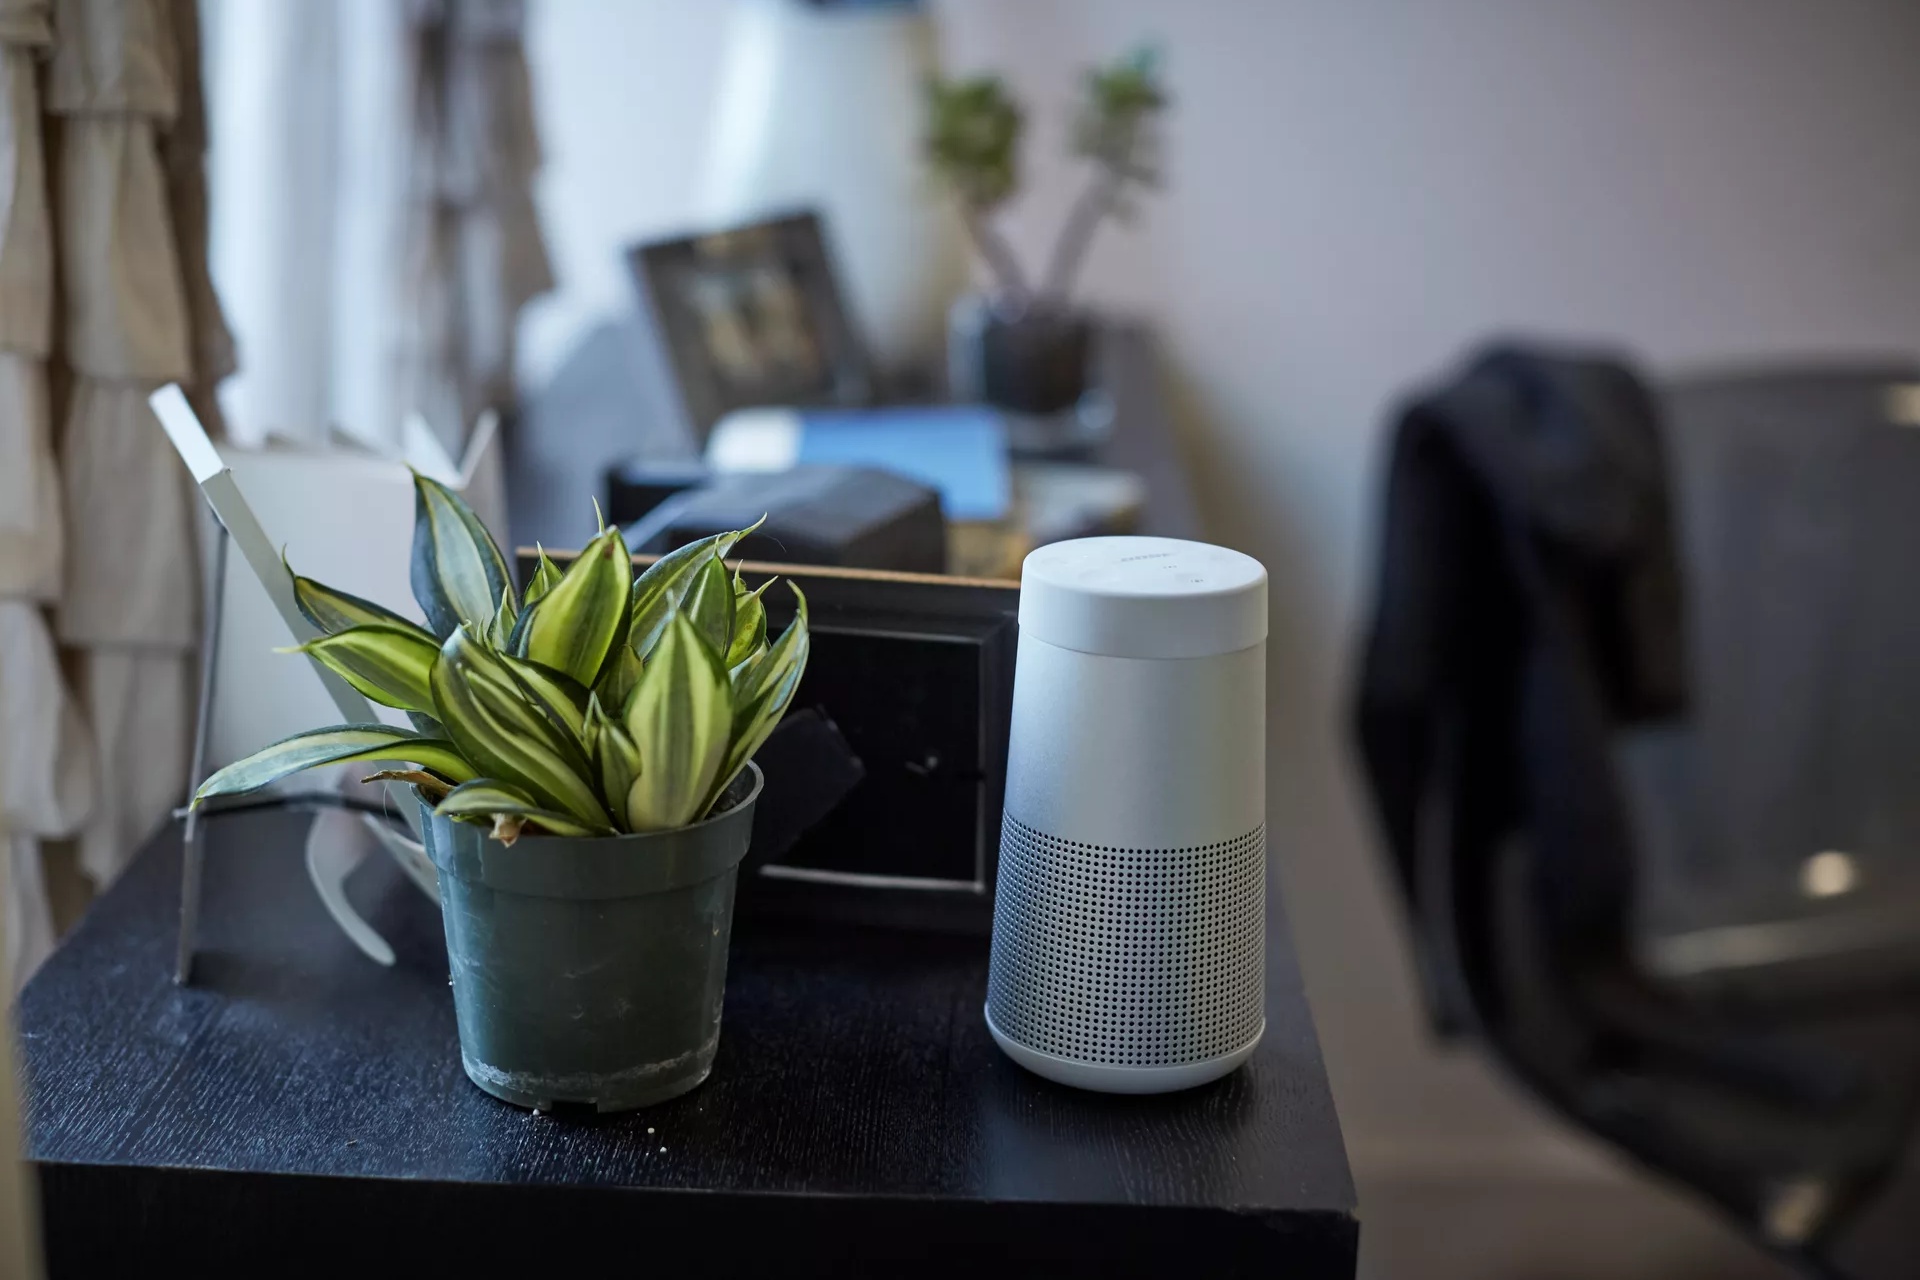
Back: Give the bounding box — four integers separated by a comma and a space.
988, 815, 1265, 1068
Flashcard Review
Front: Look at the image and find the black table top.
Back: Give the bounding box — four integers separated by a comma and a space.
20, 810, 1356, 1277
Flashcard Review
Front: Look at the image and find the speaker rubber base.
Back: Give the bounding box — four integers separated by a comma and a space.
985, 1006, 1264, 1094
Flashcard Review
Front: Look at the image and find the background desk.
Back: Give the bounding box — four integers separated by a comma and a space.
511, 320, 1204, 556
20, 810, 1356, 1276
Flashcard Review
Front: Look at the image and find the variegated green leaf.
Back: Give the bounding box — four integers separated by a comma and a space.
729, 641, 768, 686
595, 639, 645, 712
512, 524, 631, 686
682, 554, 735, 659
709, 583, 810, 810
627, 517, 762, 660
623, 612, 732, 831
732, 582, 809, 710
713, 648, 806, 811
430, 626, 610, 827
726, 579, 769, 670
433, 779, 613, 841
522, 545, 563, 607
410, 471, 512, 639
486, 585, 518, 650
286, 552, 431, 640
406, 710, 446, 737
284, 623, 441, 714
194, 725, 477, 805
499, 652, 590, 742
584, 696, 642, 827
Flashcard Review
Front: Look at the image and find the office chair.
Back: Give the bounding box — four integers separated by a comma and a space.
1356, 353, 1920, 1280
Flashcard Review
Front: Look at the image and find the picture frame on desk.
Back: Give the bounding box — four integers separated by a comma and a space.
523, 550, 1020, 933
627, 211, 873, 442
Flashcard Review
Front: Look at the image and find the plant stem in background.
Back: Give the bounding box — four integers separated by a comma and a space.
1040, 166, 1121, 307
963, 208, 1030, 308
924, 49, 1166, 313
1042, 47, 1169, 307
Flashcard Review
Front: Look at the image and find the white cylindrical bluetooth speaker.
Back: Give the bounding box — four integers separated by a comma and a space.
987, 536, 1268, 1093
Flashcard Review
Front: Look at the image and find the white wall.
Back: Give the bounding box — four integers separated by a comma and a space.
523, 2, 1920, 1272
519, 1, 735, 386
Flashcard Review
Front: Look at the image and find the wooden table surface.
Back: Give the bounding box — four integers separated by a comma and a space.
20, 810, 1356, 1277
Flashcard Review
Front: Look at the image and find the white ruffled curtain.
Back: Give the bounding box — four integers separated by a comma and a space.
208, 0, 550, 453
1, 0, 233, 989
397, 0, 553, 453
0, 0, 549, 987
206, 0, 399, 448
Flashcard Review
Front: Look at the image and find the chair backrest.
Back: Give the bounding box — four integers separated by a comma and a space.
1529, 366, 1920, 1261
1634, 365, 1920, 992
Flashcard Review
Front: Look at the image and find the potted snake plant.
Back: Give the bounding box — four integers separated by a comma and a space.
193, 477, 809, 1112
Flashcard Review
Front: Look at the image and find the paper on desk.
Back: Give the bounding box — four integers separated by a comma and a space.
708, 404, 1012, 522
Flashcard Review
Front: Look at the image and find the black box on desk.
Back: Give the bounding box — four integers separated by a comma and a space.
617, 465, 947, 575
604, 457, 710, 525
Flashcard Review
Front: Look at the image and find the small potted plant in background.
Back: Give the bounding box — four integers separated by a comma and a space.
927, 46, 1168, 451
194, 477, 808, 1112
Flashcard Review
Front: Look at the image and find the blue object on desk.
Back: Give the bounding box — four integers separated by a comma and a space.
709, 405, 1011, 522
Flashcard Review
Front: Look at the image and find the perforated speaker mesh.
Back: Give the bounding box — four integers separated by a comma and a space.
988, 815, 1265, 1068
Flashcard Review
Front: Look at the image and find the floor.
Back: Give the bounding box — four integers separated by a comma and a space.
1356, 1171, 1781, 1280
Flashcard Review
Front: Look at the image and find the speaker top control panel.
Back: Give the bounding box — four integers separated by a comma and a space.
1019, 536, 1267, 660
